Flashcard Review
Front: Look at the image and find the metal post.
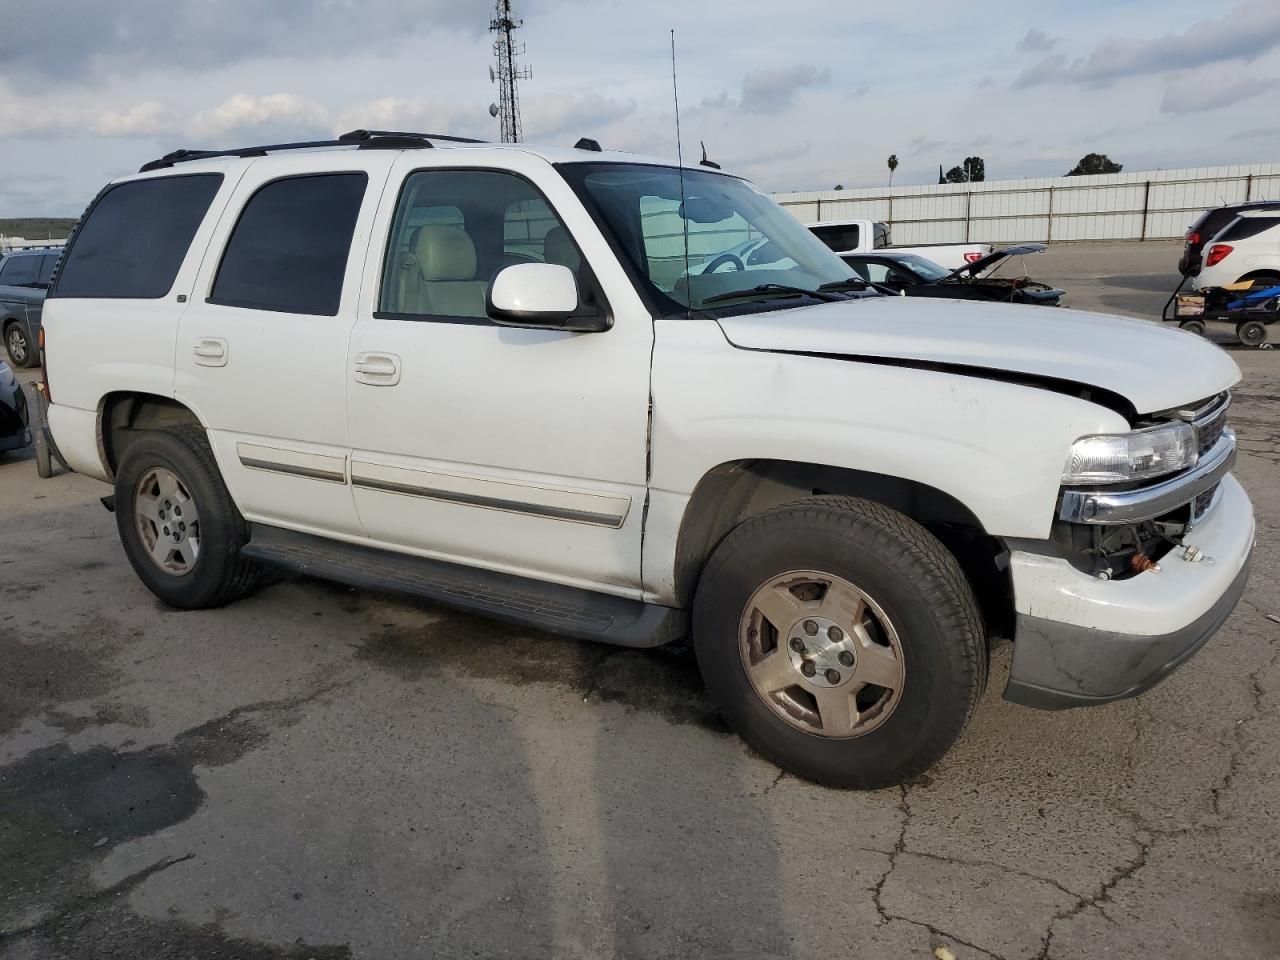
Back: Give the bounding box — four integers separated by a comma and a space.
964, 191, 972, 243
1046, 186, 1054, 242
816, 197, 822, 222
1246, 174, 1253, 201
887, 194, 894, 230
1140, 180, 1151, 241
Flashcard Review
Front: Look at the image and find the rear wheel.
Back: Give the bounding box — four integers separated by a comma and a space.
1237, 320, 1268, 348
114, 425, 263, 608
693, 496, 986, 789
1179, 319, 1205, 336
4, 322, 37, 368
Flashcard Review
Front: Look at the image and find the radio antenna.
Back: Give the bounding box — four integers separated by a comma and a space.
671, 28, 691, 314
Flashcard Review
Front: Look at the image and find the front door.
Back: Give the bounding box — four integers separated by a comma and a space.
175, 153, 395, 536
345, 154, 652, 596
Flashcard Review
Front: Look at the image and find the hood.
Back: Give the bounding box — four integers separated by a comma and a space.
716, 297, 1240, 415
944, 242, 1046, 280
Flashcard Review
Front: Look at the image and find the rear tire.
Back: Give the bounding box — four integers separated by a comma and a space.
693, 496, 986, 789
1237, 320, 1268, 348
1179, 319, 1205, 337
114, 425, 263, 608
4, 322, 37, 369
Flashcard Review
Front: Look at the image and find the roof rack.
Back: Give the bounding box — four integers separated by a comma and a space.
137, 129, 487, 173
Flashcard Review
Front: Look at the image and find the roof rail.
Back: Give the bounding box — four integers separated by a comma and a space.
137, 129, 486, 173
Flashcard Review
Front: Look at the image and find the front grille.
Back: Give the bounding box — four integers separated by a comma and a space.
1192, 393, 1230, 456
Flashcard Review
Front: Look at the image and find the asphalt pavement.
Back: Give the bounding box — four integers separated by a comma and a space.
1, 240, 1277, 959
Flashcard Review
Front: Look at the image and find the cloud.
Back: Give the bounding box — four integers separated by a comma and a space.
1161, 72, 1274, 113
0, 0, 493, 85
906, 136, 946, 156
521, 93, 638, 139
1015, 28, 1059, 53
739, 64, 830, 114
96, 102, 173, 137
1017, 1, 1280, 87
191, 93, 331, 140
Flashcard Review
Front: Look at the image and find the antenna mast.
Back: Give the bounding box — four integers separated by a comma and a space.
489, 0, 533, 143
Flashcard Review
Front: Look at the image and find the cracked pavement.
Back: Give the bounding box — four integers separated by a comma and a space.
2, 242, 1278, 959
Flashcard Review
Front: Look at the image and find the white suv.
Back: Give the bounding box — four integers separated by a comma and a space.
38, 130, 1254, 788
1193, 207, 1280, 291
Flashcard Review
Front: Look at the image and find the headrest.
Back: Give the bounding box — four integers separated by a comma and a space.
543, 226, 580, 272
414, 224, 477, 281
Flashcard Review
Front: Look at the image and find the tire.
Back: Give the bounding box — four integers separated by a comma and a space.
1236, 320, 1268, 348
4, 322, 37, 369
1179, 319, 1205, 337
114, 425, 263, 608
693, 496, 986, 789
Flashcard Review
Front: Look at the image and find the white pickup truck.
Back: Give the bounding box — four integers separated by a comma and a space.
36, 131, 1253, 789
806, 218, 992, 270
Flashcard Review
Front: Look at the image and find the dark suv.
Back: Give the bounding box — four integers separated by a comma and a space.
1, 248, 61, 368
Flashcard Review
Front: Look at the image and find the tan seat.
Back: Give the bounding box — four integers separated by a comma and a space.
399, 224, 488, 318
542, 226, 581, 273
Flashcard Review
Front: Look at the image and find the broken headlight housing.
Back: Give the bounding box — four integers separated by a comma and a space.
1062, 422, 1197, 485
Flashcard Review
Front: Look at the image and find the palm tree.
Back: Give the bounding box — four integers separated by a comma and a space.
887, 154, 899, 187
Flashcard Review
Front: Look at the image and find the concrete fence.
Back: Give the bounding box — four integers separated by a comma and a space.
771, 162, 1280, 245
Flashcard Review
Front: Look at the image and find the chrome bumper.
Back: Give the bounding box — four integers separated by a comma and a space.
1058, 430, 1236, 524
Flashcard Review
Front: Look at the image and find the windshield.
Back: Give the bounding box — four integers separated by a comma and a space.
559, 163, 860, 314
891, 255, 950, 281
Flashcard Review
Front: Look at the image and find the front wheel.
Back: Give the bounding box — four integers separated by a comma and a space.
114, 425, 263, 608
693, 496, 986, 789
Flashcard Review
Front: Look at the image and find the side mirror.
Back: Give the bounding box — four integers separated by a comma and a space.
486, 263, 609, 332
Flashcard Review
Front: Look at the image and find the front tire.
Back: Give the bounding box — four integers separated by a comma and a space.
114, 425, 263, 608
693, 496, 986, 789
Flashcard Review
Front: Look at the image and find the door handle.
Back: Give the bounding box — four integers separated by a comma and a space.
193, 337, 228, 367
353, 352, 401, 386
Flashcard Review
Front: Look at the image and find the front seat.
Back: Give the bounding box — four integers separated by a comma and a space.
542, 225, 581, 273
409, 224, 488, 318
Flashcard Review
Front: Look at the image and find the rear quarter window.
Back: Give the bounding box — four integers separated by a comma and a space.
50, 174, 223, 299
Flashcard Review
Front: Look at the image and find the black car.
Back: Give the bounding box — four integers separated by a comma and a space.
0, 359, 29, 453
0, 247, 61, 368
1179, 200, 1280, 276
841, 244, 1063, 305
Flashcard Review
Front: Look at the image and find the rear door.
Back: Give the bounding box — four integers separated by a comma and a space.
174, 152, 396, 536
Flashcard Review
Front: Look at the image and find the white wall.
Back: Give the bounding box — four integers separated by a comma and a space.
771, 162, 1280, 244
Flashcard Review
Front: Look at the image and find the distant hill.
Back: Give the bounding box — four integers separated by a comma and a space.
0, 218, 77, 240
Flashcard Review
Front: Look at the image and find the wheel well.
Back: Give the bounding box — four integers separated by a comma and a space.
1239, 269, 1280, 283
672, 460, 1015, 639
99, 393, 203, 480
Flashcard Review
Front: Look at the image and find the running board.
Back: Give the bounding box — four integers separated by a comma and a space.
242, 525, 685, 648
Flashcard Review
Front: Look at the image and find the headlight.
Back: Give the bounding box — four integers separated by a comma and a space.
1062, 422, 1197, 485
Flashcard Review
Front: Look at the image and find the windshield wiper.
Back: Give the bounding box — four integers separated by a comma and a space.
818, 278, 902, 298
701, 283, 848, 306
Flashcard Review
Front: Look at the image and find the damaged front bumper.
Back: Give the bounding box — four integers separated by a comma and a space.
1003, 473, 1254, 709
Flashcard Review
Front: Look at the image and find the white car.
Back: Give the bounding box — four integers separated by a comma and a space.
1192, 207, 1280, 291
38, 130, 1253, 788
805, 218, 992, 270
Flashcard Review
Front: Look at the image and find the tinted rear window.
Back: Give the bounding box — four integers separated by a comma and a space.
1219, 216, 1280, 242
51, 174, 223, 298
209, 173, 367, 316
809, 223, 860, 252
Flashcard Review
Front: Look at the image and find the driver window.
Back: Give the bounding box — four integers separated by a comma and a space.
379, 170, 584, 321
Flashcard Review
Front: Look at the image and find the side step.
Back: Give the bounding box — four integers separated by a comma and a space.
242, 524, 686, 649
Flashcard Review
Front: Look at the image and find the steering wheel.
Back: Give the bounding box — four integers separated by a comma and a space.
702, 252, 746, 274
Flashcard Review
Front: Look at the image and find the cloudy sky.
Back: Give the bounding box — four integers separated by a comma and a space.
2, 0, 1278, 217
